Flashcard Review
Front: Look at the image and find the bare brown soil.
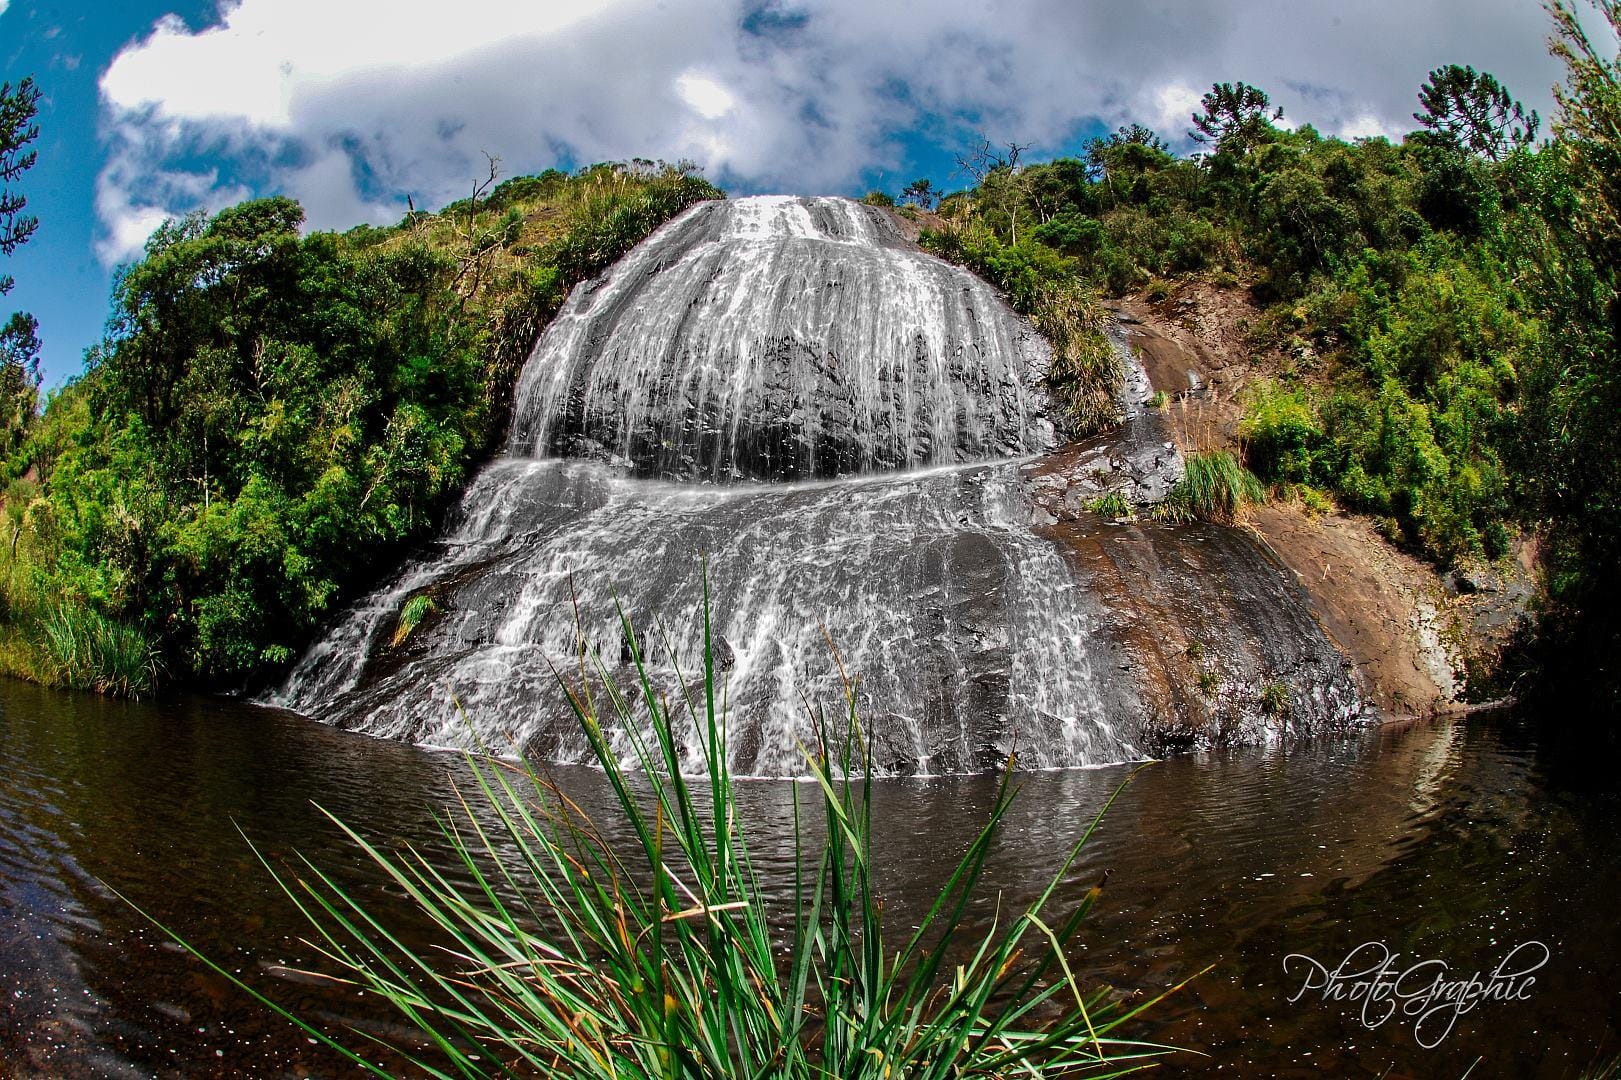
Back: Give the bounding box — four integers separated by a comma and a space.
1113, 283, 1488, 716
1246, 504, 1457, 714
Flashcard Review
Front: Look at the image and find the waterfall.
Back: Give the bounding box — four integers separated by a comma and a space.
270, 195, 1364, 774
507, 196, 1056, 481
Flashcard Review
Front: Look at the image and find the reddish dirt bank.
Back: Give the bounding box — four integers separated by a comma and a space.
1112, 284, 1529, 717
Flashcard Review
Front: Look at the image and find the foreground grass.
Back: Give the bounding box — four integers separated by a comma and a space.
138, 591, 1187, 1077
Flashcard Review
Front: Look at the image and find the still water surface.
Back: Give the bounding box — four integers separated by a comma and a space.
2, 679, 1618, 1077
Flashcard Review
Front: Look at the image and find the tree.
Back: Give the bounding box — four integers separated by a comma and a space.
1, 77, 41, 294
1414, 64, 1540, 161
1516, 1, 1621, 704
1189, 82, 1283, 155
0, 311, 38, 457
1104, 123, 1168, 153
954, 137, 1028, 184
0, 77, 42, 457
899, 177, 937, 209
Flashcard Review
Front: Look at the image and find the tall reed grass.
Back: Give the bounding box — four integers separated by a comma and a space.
1156, 450, 1266, 525
140, 586, 1187, 1077
0, 516, 158, 696
37, 601, 158, 697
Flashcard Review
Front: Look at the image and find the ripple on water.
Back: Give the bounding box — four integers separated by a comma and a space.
2, 680, 1617, 1077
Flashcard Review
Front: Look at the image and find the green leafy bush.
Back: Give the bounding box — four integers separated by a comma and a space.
1240, 381, 1325, 483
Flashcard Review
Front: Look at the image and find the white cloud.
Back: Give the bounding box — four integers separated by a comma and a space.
677, 71, 738, 121
1153, 85, 1205, 136
0, 2, 10, 19
280, 150, 395, 232
1340, 114, 1404, 141
94, 0, 1567, 265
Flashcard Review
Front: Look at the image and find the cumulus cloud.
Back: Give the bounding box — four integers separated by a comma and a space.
94, 0, 1566, 266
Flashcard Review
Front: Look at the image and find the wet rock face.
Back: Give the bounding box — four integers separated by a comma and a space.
1042, 519, 1369, 755
270, 195, 1372, 776
271, 460, 1140, 777
1025, 326, 1185, 523
509, 196, 1057, 482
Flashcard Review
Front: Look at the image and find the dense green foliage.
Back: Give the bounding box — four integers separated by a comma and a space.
915, 66, 1548, 565
0, 162, 719, 690
1517, 1, 1621, 702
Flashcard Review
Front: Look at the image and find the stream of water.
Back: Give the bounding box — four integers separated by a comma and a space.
269, 196, 1364, 772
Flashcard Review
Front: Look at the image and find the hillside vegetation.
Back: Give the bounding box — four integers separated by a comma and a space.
0, 161, 720, 693
3, 5, 1620, 708
905, 10, 1621, 703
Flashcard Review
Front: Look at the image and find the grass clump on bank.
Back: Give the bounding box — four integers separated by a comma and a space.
0, 489, 159, 696
1156, 451, 1266, 525
145, 593, 1186, 1077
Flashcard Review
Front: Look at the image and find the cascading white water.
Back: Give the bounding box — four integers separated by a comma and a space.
508, 196, 1056, 481
271, 195, 1364, 774
273, 457, 1132, 776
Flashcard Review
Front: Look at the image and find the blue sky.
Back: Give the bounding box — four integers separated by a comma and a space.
4, 0, 217, 386
0, 0, 1569, 387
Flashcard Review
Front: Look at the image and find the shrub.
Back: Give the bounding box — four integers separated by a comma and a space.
1240, 381, 1325, 483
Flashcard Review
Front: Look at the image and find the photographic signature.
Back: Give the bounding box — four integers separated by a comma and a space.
1282, 940, 1548, 1048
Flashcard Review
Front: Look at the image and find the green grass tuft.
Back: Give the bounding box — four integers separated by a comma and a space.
37, 602, 158, 697
389, 593, 438, 648
1156, 450, 1267, 525
1087, 491, 1136, 520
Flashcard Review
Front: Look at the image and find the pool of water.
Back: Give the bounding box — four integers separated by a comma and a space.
2, 679, 1618, 1077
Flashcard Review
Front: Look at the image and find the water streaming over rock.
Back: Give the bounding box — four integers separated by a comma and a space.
271, 195, 1366, 774
508, 195, 1057, 481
